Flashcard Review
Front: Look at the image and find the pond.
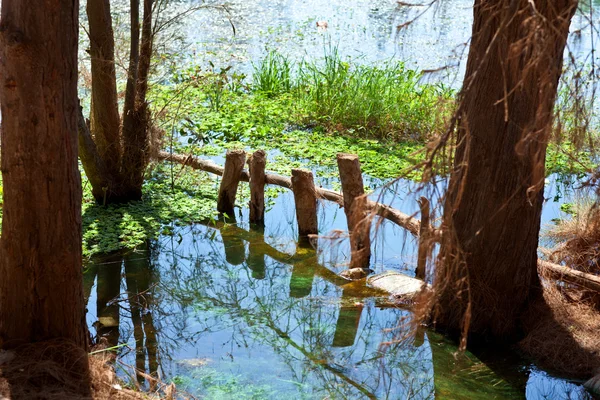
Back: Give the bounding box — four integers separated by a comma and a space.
83, 167, 593, 399
82, 1, 599, 398
179, 0, 599, 85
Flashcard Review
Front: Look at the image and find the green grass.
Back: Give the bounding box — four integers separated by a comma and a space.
150, 50, 448, 181
149, 49, 598, 185
253, 48, 454, 141
152, 48, 454, 144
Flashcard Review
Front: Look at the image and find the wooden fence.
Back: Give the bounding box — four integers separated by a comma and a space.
157, 149, 600, 292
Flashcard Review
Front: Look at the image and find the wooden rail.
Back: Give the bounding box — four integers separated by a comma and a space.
157, 150, 421, 236
157, 150, 600, 291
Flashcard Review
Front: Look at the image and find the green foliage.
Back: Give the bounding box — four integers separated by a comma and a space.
251, 48, 455, 140
81, 166, 219, 257
252, 50, 292, 97
560, 203, 576, 216
248, 129, 423, 180
151, 48, 453, 148
546, 141, 593, 176
294, 50, 454, 141
149, 50, 595, 192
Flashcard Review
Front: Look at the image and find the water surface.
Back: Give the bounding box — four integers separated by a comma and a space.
83, 172, 592, 399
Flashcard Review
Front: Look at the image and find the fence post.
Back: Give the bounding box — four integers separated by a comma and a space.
337, 153, 371, 269
291, 168, 318, 239
248, 150, 266, 224
416, 197, 430, 280
217, 149, 246, 215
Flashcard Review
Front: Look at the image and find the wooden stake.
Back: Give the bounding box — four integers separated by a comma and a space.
337, 153, 371, 269
248, 150, 266, 224
217, 149, 246, 214
291, 168, 318, 238
416, 196, 430, 280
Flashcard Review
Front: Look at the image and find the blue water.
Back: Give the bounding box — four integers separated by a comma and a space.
83, 165, 593, 399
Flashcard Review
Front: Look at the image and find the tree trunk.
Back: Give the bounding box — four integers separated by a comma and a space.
122, 0, 140, 140
86, 0, 122, 180
81, 0, 154, 203
435, 0, 577, 341
78, 105, 112, 201
0, 0, 88, 348
121, 0, 153, 199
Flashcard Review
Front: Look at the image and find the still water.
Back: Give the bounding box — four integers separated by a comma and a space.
83, 171, 593, 399
84, 1, 599, 398
181, 0, 600, 84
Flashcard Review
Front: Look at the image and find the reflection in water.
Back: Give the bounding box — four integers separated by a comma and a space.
86, 245, 159, 387
83, 217, 594, 399
95, 253, 122, 348
332, 287, 364, 348
219, 215, 247, 266
123, 248, 159, 384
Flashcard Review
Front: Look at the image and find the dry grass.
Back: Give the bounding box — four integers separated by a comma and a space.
544, 199, 600, 275
0, 339, 169, 400
520, 280, 600, 379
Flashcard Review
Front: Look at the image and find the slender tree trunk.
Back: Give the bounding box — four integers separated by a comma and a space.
86, 0, 122, 180
78, 105, 112, 201
122, 0, 141, 146
121, 0, 153, 199
0, 0, 88, 348
435, 0, 577, 341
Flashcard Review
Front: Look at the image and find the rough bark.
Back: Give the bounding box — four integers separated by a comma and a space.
78, 105, 112, 202
337, 153, 371, 269
0, 0, 88, 348
416, 197, 430, 280
86, 0, 121, 178
120, 0, 153, 199
291, 169, 318, 238
217, 150, 246, 214
248, 150, 267, 224
435, 0, 578, 340
121, 0, 140, 143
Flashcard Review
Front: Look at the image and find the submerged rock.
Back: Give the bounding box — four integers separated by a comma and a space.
340, 267, 373, 280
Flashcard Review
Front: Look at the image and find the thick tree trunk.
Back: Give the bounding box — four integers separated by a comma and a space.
0, 0, 88, 348
86, 0, 122, 180
435, 0, 577, 341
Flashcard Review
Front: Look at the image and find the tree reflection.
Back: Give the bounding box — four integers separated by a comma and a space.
85, 244, 159, 387
84, 221, 563, 398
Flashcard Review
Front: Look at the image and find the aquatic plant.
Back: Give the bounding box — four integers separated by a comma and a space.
252, 50, 292, 97
251, 48, 455, 141
81, 165, 220, 257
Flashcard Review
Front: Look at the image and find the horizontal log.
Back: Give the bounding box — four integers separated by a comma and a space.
157, 151, 421, 235
538, 260, 600, 293
157, 151, 600, 293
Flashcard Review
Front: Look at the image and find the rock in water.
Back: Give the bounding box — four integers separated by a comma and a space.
367, 271, 429, 302
340, 268, 373, 280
